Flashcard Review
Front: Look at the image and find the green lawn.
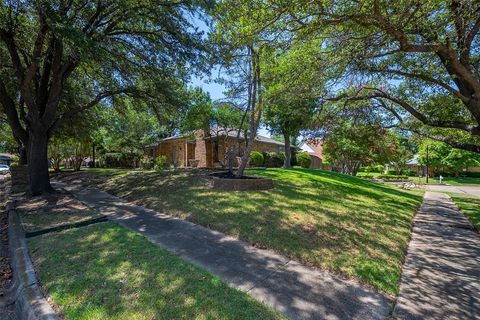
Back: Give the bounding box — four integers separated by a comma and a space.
449, 194, 480, 231
28, 223, 283, 320
442, 176, 480, 185
356, 172, 480, 186
72, 167, 424, 295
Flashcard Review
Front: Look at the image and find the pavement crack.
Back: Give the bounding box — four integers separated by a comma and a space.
246, 259, 291, 293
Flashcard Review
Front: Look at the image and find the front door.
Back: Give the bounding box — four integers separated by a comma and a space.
172, 146, 177, 165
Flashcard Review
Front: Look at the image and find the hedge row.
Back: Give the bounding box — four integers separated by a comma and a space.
248, 151, 312, 168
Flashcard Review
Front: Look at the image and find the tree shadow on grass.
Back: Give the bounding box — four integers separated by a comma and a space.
28, 223, 284, 320
57, 168, 423, 295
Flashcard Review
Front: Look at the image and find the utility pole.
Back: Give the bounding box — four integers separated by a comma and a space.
426, 145, 429, 184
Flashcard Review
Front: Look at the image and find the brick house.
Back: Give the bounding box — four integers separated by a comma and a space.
145, 128, 285, 168
298, 139, 328, 169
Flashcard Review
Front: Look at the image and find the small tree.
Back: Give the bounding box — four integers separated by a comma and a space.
48, 138, 66, 173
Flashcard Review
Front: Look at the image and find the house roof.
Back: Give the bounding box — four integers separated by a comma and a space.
299, 139, 324, 159
145, 134, 193, 148
146, 128, 285, 147
407, 154, 420, 165
207, 128, 284, 146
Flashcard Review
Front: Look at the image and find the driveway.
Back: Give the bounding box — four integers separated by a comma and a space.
426, 185, 480, 197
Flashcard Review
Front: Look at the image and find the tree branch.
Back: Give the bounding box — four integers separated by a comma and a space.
49, 88, 135, 134
0, 79, 29, 144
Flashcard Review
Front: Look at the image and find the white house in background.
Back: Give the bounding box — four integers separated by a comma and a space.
298, 139, 327, 169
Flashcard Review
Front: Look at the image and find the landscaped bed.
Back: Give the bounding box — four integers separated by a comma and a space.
58, 167, 424, 295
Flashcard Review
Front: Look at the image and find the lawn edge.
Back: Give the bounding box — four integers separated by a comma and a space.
7, 200, 60, 320
445, 193, 480, 233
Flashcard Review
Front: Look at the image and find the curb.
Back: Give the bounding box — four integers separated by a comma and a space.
7, 200, 59, 320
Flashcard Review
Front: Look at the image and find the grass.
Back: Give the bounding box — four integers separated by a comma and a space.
21, 209, 101, 232
441, 176, 480, 185
74, 167, 424, 295
28, 222, 283, 320
356, 172, 480, 185
448, 194, 480, 231
16, 192, 102, 232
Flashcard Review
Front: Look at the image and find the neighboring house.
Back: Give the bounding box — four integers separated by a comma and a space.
407, 154, 480, 176
406, 155, 423, 175
298, 139, 326, 169
0, 153, 13, 166
145, 128, 285, 168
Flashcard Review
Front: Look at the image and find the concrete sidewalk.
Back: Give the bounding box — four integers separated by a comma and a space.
55, 180, 391, 320
393, 192, 480, 319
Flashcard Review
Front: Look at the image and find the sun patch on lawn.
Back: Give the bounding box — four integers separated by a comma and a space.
60, 167, 424, 295
28, 223, 284, 320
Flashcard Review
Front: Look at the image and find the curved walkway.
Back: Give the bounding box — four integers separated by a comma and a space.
393, 192, 480, 319
55, 180, 391, 320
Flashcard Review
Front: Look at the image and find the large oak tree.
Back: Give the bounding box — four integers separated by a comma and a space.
0, 0, 210, 195
215, 0, 480, 153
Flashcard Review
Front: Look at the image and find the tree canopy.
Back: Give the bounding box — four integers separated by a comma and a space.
212, 0, 480, 153
0, 0, 211, 194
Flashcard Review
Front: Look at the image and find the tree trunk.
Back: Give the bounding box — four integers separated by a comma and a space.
18, 144, 28, 165
236, 46, 260, 177
283, 131, 291, 168
27, 130, 53, 195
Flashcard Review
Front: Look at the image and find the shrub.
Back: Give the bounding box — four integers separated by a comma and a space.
386, 168, 397, 175
249, 151, 264, 167
154, 155, 167, 171
104, 153, 122, 168
104, 152, 140, 168
359, 165, 384, 173
264, 152, 284, 167
296, 152, 312, 168
465, 171, 480, 178
401, 169, 417, 177
360, 174, 374, 179
378, 174, 409, 180
140, 156, 154, 170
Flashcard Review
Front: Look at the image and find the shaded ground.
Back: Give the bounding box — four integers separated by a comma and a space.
14, 181, 283, 320
56, 168, 424, 295
57, 180, 392, 320
28, 223, 283, 320
0, 175, 15, 320
15, 190, 101, 232
393, 192, 480, 319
